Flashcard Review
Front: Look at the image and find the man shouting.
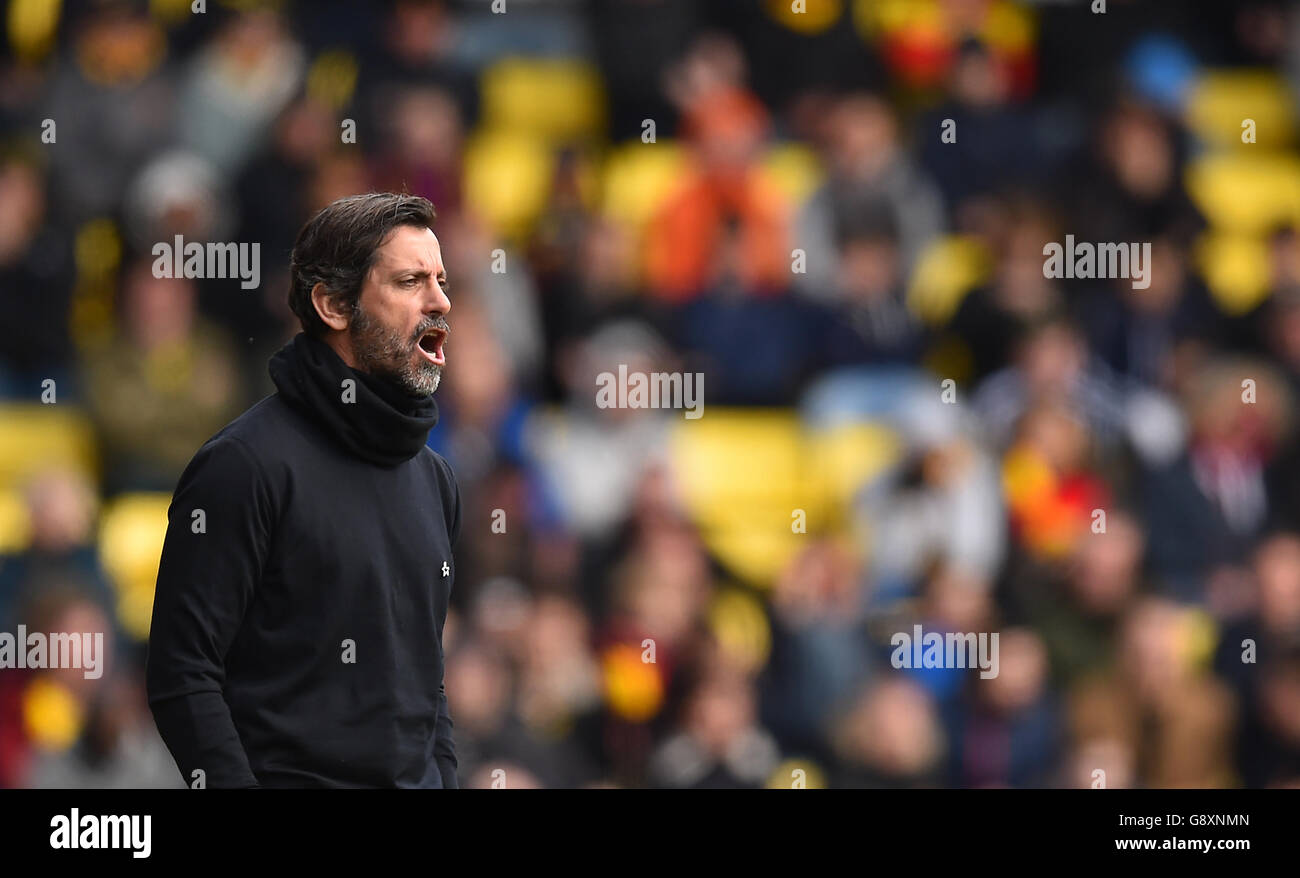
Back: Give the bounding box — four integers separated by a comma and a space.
147, 193, 460, 788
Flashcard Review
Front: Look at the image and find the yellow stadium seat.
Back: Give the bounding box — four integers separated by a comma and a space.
0, 404, 98, 491
704, 525, 804, 591
668, 410, 897, 587
807, 422, 903, 526
1185, 152, 1300, 235
149, 0, 195, 25
305, 49, 360, 113
1194, 230, 1273, 315
852, 0, 1036, 55
1182, 607, 1219, 673
759, 142, 825, 210
0, 487, 32, 554
766, 758, 828, 788
708, 589, 772, 671
1185, 70, 1295, 150
600, 140, 692, 231
669, 409, 808, 587
98, 492, 172, 641
906, 235, 993, 325
463, 131, 555, 241
479, 57, 606, 145
765, 0, 843, 35
7, 0, 62, 63
670, 409, 805, 511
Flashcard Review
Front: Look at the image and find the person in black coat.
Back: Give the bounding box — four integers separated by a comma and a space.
146, 192, 462, 788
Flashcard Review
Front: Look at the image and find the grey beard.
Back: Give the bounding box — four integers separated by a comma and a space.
349, 303, 442, 396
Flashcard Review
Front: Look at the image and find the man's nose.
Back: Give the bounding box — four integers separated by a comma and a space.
426, 281, 451, 316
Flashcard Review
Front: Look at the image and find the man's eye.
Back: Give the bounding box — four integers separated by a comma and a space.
401, 278, 418, 287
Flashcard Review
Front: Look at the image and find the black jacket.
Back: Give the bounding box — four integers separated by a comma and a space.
146, 332, 461, 788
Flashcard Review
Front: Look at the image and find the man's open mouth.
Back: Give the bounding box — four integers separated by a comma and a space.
417, 327, 447, 366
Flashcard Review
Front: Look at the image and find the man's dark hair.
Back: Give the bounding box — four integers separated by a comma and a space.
288, 192, 436, 337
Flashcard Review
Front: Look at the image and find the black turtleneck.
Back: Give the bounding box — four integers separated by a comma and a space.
267, 332, 440, 466
147, 332, 461, 788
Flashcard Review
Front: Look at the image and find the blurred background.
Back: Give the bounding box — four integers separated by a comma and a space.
2, 0, 1300, 789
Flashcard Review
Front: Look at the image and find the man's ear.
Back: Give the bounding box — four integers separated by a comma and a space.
310, 282, 352, 331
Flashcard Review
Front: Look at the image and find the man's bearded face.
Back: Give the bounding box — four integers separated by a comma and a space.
349, 299, 446, 396
346, 225, 451, 396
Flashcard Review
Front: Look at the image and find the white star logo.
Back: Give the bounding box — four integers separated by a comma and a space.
442, 561, 450, 577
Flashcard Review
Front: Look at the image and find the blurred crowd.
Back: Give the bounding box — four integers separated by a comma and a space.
3, 0, 1300, 788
